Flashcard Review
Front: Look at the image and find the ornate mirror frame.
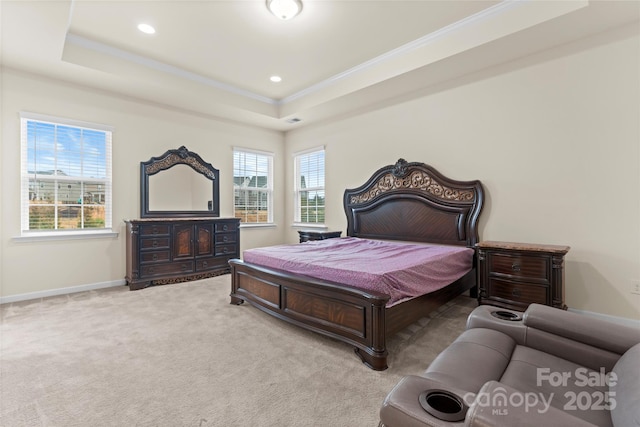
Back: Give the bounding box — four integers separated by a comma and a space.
140, 146, 220, 218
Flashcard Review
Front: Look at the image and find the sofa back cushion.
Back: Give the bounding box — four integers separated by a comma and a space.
610, 343, 640, 427
524, 304, 640, 355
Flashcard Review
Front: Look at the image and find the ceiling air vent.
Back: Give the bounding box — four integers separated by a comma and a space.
286, 117, 302, 124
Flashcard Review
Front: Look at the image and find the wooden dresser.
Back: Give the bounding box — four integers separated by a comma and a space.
125, 217, 240, 290
476, 241, 570, 310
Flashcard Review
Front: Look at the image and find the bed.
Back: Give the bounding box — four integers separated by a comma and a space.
229, 159, 484, 370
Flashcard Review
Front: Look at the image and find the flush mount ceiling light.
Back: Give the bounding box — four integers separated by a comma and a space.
266, 0, 302, 20
137, 23, 156, 34
270, 75, 282, 83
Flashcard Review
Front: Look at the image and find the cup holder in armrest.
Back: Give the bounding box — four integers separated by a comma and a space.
418, 389, 468, 422
491, 310, 522, 321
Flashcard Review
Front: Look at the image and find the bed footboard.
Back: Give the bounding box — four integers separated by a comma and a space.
229, 258, 391, 370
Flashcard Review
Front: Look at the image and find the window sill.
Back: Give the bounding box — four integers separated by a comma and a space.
292, 223, 327, 229
13, 230, 119, 243
239, 223, 277, 229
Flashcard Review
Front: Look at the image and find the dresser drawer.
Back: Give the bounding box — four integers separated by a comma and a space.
215, 222, 237, 233
489, 278, 548, 305
215, 244, 237, 256
215, 233, 236, 244
141, 261, 194, 278
488, 252, 549, 282
140, 237, 170, 250
139, 224, 170, 236
140, 251, 170, 264
196, 257, 229, 272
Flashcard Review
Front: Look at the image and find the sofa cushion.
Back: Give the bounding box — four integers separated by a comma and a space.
499, 346, 613, 427
610, 343, 640, 427
423, 328, 516, 394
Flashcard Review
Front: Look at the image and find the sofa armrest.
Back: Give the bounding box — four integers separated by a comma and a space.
524, 304, 640, 355
380, 375, 474, 427
464, 381, 597, 427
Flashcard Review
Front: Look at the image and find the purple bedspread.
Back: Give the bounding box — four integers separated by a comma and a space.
242, 237, 474, 307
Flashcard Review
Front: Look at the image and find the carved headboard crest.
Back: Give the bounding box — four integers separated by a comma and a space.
349, 159, 476, 205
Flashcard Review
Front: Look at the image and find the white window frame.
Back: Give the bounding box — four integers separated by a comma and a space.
293, 147, 325, 226
233, 147, 274, 226
19, 112, 114, 240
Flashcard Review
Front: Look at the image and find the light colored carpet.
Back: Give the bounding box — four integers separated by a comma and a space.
0, 275, 477, 427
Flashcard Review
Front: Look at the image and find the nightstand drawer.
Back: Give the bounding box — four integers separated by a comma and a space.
489, 278, 548, 305
489, 253, 549, 282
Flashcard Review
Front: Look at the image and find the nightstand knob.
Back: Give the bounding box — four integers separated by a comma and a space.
511, 263, 521, 272
512, 289, 521, 297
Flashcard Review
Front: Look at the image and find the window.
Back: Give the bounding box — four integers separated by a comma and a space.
233, 148, 273, 224
20, 114, 112, 234
294, 148, 325, 224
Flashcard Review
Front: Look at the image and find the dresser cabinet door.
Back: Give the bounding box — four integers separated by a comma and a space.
173, 224, 194, 259
195, 223, 214, 257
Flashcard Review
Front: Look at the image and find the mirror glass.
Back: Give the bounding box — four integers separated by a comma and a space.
148, 164, 213, 212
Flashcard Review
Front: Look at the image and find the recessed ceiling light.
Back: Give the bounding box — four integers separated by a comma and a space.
137, 23, 156, 34
270, 75, 282, 83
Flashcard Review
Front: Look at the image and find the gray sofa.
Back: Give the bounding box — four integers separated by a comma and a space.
380, 304, 640, 427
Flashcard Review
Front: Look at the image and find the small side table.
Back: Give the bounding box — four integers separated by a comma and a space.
476, 241, 570, 310
298, 230, 342, 243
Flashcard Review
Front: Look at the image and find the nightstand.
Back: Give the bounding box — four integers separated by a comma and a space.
476, 241, 570, 310
298, 230, 342, 243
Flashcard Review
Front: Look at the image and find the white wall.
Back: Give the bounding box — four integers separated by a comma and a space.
0, 68, 285, 299
285, 25, 640, 320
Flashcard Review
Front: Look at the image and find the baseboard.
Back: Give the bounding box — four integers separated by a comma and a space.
568, 307, 640, 329
0, 279, 127, 305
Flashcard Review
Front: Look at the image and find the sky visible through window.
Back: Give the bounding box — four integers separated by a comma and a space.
27, 121, 107, 179
298, 151, 324, 189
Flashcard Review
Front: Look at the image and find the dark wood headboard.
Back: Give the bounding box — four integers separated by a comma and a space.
343, 159, 484, 247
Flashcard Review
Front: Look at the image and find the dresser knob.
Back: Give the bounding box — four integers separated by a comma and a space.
152, 240, 158, 247
202, 261, 208, 267
152, 254, 158, 261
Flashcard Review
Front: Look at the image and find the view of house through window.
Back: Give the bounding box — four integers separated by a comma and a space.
20, 115, 112, 233
295, 148, 325, 224
233, 149, 273, 224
